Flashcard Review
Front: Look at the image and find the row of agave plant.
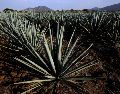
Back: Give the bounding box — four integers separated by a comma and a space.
0, 11, 120, 93
23, 11, 120, 47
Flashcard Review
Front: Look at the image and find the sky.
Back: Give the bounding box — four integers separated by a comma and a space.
0, 0, 120, 11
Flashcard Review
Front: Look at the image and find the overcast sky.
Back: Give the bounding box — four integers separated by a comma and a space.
0, 0, 120, 10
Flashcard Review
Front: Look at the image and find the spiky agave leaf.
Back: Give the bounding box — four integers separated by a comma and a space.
21, 83, 42, 94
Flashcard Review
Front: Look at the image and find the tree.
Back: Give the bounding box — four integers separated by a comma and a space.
82, 9, 89, 12
3, 8, 15, 13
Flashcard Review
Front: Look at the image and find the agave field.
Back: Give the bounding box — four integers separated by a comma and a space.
0, 11, 120, 94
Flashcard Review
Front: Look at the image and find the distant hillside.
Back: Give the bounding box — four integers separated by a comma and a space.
91, 3, 120, 11
101, 3, 120, 11
91, 7, 100, 10
24, 6, 53, 12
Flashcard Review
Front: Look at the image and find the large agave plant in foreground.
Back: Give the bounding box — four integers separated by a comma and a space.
0, 16, 103, 94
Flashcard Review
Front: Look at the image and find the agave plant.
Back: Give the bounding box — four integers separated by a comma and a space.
0, 13, 104, 94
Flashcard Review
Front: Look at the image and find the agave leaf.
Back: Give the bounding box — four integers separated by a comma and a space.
66, 76, 105, 81
42, 32, 56, 73
64, 60, 98, 77
21, 56, 51, 75
62, 37, 80, 66
64, 29, 75, 57
57, 21, 60, 44
61, 43, 93, 76
79, 23, 90, 33
23, 41, 51, 72
58, 26, 64, 64
30, 24, 37, 47
96, 13, 105, 31
14, 57, 47, 75
61, 53, 89, 77
0, 44, 22, 52
45, 75, 55, 79
14, 79, 53, 84
21, 83, 42, 94
49, 23, 53, 52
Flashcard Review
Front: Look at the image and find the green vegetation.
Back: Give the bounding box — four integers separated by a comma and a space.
0, 11, 120, 94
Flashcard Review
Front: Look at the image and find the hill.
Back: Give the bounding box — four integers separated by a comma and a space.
91, 3, 120, 11
101, 3, 120, 11
91, 7, 99, 11
24, 6, 53, 12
